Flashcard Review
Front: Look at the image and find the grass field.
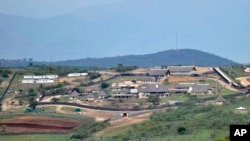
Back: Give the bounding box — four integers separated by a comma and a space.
0, 134, 70, 141
90, 96, 250, 141
93, 129, 228, 141
61, 106, 76, 113
165, 94, 189, 102
108, 76, 146, 83
221, 66, 250, 79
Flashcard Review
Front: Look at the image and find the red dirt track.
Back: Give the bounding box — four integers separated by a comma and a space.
0, 116, 83, 133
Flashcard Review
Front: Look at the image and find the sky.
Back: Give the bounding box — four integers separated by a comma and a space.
0, 0, 249, 63
0, 0, 124, 19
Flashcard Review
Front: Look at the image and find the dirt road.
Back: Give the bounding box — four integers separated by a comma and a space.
207, 78, 240, 92
95, 113, 152, 137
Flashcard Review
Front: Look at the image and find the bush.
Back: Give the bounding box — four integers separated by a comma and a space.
101, 83, 109, 89
177, 126, 186, 134
89, 73, 101, 80
114, 64, 137, 72
1, 73, 8, 78
147, 95, 160, 105
0, 124, 7, 132
19, 99, 23, 105
51, 97, 59, 103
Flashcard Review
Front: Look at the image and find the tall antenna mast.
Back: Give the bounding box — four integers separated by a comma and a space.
176, 32, 178, 50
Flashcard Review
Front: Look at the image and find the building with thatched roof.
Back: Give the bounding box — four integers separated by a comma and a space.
215, 95, 226, 105
69, 90, 80, 99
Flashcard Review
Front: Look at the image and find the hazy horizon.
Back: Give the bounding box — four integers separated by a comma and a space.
0, 0, 249, 63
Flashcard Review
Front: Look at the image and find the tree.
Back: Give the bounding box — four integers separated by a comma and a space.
29, 101, 38, 110
101, 83, 109, 89
72, 87, 80, 93
0, 125, 7, 132
19, 99, 23, 105
131, 80, 136, 83
28, 88, 35, 93
51, 97, 59, 103
147, 95, 160, 105
1, 73, 8, 78
177, 127, 186, 134
70, 134, 86, 141
89, 73, 101, 80
115, 64, 137, 72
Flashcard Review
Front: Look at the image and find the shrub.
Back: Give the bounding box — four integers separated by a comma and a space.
89, 73, 101, 80
0, 124, 7, 132
101, 83, 109, 89
1, 73, 8, 78
177, 126, 186, 134
147, 95, 160, 105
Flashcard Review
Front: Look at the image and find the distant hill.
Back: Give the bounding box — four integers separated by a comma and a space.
53, 49, 237, 67
0, 49, 237, 67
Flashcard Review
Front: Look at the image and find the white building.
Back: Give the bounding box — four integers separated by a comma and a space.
22, 79, 34, 84
68, 73, 88, 77
33, 76, 43, 79
45, 75, 58, 79
81, 73, 88, 76
23, 75, 58, 79
36, 79, 54, 84
23, 75, 33, 79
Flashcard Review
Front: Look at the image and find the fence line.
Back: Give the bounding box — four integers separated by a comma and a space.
0, 72, 17, 103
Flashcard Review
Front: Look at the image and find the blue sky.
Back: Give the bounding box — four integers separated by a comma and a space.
0, 0, 123, 19
0, 0, 249, 63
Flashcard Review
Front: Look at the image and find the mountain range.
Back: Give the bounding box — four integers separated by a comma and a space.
54, 49, 237, 67
0, 49, 237, 67
1, 0, 248, 63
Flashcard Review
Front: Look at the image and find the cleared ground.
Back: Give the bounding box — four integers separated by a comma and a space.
0, 116, 83, 133
168, 76, 205, 83
195, 67, 213, 74
236, 77, 250, 87
95, 112, 152, 137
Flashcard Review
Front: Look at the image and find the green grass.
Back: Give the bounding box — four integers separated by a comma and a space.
0, 134, 70, 141
221, 66, 250, 78
29, 112, 86, 119
61, 106, 77, 112
1, 112, 87, 120
58, 96, 70, 102
166, 94, 189, 102
93, 96, 250, 141
94, 129, 228, 141
0, 115, 18, 121
108, 76, 146, 83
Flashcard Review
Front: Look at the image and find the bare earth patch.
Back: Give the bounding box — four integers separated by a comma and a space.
95, 113, 152, 137
41, 95, 62, 102
236, 77, 250, 87
0, 116, 83, 133
196, 67, 213, 74
168, 76, 204, 83
44, 105, 112, 122
1, 97, 24, 111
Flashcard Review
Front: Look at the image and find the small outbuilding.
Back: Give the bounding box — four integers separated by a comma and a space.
69, 90, 80, 99
97, 92, 109, 99
86, 94, 95, 101
236, 107, 247, 113
215, 95, 226, 105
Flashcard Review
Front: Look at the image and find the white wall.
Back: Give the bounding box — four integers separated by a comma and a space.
22, 79, 34, 84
